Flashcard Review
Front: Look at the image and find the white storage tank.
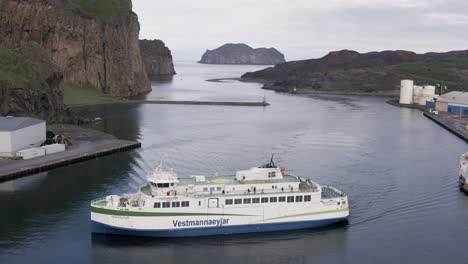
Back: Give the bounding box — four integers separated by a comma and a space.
413, 85, 423, 103
399, 80, 414, 104
418, 97, 429, 106
423, 85, 436, 95
413, 85, 423, 96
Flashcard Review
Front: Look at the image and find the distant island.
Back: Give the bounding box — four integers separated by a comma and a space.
199, 43, 285, 65
241, 49, 468, 95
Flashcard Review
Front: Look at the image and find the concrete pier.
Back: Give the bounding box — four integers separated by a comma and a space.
424, 112, 468, 142
0, 125, 141, 182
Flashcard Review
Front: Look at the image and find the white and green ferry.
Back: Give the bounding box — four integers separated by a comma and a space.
91, 158, 349, 237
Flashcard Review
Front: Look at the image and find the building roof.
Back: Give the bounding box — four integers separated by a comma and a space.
437, 91, 468, 105
0, 116, 45, 132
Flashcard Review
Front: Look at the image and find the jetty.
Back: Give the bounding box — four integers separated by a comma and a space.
0, 125, 141, 182
68, 99, 270, 108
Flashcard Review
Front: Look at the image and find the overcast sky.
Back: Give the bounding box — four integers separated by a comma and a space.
133, 0, 468, 62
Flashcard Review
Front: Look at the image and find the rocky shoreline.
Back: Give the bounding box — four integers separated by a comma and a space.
241, 49, 468, 95
239, 77, 399, 97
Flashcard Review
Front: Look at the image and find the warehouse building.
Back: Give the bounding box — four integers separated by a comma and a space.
435, 92, 468, 114
0, 116, 46, 157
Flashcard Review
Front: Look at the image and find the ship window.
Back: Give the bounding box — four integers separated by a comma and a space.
261, 197, 268, 203
157, 183, 170, 188
217, 187, 222, 191
343, 201, 346, 205
203, 187, 208, 192
253, 198, 260, 203
199, 201, 202, 206
244, 198, 251, 204
296, 196, 303, 202
171, 183, 175, 186
337, 202, 341, 205
162, 202, 170, 208
287, 196, 294, 203
270, 197, 277, 203
235, 199, 242, 204
172, 201, 180, 207
210, 187, 215, 191
154, 202, 161, 208
225, 199, 233, 205
304, 195, 311, 202
182, 201, 190, 207
279, 197, 286, 202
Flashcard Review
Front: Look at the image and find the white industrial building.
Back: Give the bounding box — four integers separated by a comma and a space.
435, 91, 468, 114
0, 116, 46, 157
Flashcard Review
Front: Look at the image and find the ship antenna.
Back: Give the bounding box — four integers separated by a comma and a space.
270, 154, 275, 167
158, 154, 168, 170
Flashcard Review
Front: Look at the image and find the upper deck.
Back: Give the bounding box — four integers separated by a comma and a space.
139, 173, 322, 198
177, 174, 301, 186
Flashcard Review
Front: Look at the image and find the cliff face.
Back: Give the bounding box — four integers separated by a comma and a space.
242, 50, 468, 93
0, 0, 150, 97
0, 45, 68, 123
140, 39, 176, 76
199, 43, 285, 65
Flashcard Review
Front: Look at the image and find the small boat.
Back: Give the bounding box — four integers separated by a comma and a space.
459, 152, 468, 194
90, 157, 349, 237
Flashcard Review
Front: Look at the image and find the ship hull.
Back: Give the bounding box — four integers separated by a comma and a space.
91, 217, 348, 237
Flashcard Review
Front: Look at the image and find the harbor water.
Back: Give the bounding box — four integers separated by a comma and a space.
0, 62, 467, 264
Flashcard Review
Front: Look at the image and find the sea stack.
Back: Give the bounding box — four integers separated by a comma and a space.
140, 39, 176, 76
199, 43, 285, 65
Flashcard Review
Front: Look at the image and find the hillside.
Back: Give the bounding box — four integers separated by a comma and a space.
241, 50, 468, 94
0, 45, 67, 122
0, 0, 150, 97
199, 43, 285, 65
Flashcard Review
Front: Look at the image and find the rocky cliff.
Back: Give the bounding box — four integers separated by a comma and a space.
199, 43, 285, 65
242, 50, 468, 94
0, 45, 68, 122
140, 39, 176, 76
0, 0, 150, 97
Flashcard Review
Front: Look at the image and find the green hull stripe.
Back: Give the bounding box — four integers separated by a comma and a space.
91, 206, 253, 217
262, 208, 349, 221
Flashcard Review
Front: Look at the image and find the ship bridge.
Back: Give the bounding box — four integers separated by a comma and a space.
147, 167, 179, 196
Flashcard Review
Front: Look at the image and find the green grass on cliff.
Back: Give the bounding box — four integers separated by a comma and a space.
64, 83, 118, 106
73, 0, 130, 23
390, 58, 468, 83
0, 47, 55, 89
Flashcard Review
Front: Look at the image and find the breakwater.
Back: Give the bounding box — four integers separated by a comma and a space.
69, 100, 270, 108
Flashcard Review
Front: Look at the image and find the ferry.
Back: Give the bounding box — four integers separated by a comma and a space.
91, 157, 349, 237
459, 152, 468, 194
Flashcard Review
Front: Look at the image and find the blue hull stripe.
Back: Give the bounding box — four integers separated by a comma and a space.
91, 217, 348, 237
